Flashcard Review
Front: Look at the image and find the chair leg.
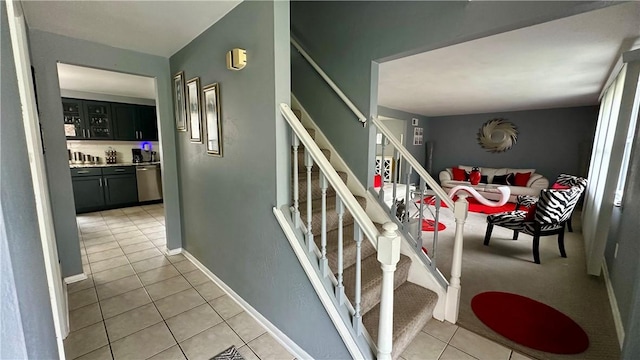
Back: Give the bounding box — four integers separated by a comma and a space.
558, 226, 567, 258
532, 234, 541, 264
512, 230, 519, 240
567, 215, 573, 232
484, 224, 494, 245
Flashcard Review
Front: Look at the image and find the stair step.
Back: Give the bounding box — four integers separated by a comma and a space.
295, 170, 347, 203
317, 224, 377, 272
343, 254, 412, 316
293, 148, 331, 174
362, 282, 438, 360
300, 196, 367, 235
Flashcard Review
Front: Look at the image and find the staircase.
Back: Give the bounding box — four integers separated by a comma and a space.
295, 127, 438, 359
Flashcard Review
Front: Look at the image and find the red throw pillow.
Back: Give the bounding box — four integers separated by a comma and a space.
524, 204, 537, 221
374, 174, 382, 188
452, 167, 468, 181
551, 182, 571, 190
514, 172, 532, 187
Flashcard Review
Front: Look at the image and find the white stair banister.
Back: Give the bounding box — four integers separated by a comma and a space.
445, 194, 469, 323
377, 222, 401, 360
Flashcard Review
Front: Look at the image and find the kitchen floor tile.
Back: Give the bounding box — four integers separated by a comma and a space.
121, 207, 146, 214
90, 256, 130, 273
95, 275, 142, 300
449, 328, 511, 360
136, 222, 163, 230
92, 264, 136, 285
63, 322, 109, 360
146, 345, 186, 360
74, 345, 112, 360
154, 288, 205, 319
69, 302, 103, 332
87, 248, 125, 263
137, 265, 180, 286
209, 295, 243, 320
173, 259, 197, 273
121, 241, 155, 254
85, 241, 120, 255
165, 253, 186, 264
99, 288, 152, 319
145, 275, 191, 300
67, 276, 95, 294
113, 229, 144, 240
108, 225, 137, 235
130, 255, 171, 273
439, 345, 478, 360
151, 238, 167, 247
83, 235, 117, 247
422, 320, 458, 343
179, 322, 243, 360
145, 231, 166, 241
165, 303, 223, 342
247, 333, 294, 360
104, 303, 163, 341
226, 312, 266, 343
82, 230, 113, 240
237, 346, 260, 360
116, 235, 149, 247
69, 287, 98, 310
81, 224, 110, 234
183, 269, 211, 286
401, 331, 447, 360
110, 322, 176, 360
194, 281, 225, 301
126, 247, 163, 263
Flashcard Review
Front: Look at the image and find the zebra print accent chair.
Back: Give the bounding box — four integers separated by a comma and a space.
484, 186, 583, 264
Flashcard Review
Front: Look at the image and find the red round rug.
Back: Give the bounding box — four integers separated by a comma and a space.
471, 292, 589, 354
422, 219, 446, 231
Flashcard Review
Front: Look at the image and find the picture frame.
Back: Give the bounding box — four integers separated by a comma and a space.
412, 118, 419, 126
186, 77, 202, 143
173, 71, 187, 131
413, 127, 423, 145
202, 83, 223, 156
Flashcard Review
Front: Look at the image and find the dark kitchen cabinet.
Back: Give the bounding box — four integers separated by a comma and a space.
84, 101, 113, 139
71, 166, 138, 213
62, 98, 87, 140
137, 105, 158, 141
112, 103, 158, 141
71, 176, 105, 213
104, 174, 138, 206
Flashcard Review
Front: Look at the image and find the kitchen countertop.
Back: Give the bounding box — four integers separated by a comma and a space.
69, 161, 161, 168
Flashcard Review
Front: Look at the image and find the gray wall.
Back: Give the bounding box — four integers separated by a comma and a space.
291, 1, 613, 187
169, 1, 349, 358
1, 5, 59, 358
427, 106, 598, 181
28, 29, 183, 277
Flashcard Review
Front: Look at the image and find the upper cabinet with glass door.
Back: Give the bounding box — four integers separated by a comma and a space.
84, 101, 113, 139
62, 98, 87, 139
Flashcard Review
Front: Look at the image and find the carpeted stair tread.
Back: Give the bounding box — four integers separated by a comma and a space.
301, 196, 367, 236
321, 224, 377, 272
295, 171, 347, 203
293, 148, 331, 173
362, 282, 438, 360
343, 254, 412, 316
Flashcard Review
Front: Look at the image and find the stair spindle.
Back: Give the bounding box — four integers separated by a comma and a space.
320, 172, 329, 277
404, 165, 412, 226
391, 150, 399, 217
335, 198, 345, 304
292, 134, 300, 228
416, 180, 425, 250
433, 194, 441, 266
378, 133, 386, 204
305, 149, 314, 252
352, 225, 363, 334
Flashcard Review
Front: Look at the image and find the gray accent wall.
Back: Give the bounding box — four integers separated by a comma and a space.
1, 5, 59, 358
28, 29, 183, 277
427, 106, 598, 181
291, 1, 613, 187
169, 1, 349, 358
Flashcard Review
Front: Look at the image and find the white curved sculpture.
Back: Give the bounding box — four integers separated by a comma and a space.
447, 185, 510, 207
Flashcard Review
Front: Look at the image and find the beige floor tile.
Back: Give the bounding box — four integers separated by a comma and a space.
145, 231, 167, 241
121, 241, 155, 254
105, 303, 163, 341
237, 346, 260, 360
154, 288, 205, 319
67, 276, 95, 294
69, 287, 98, 310
422, 320, 458, 343
83, 235, 117, 247
151, 238, 167, 247
247, 333, 294, 360
510, 352, 534, 360
85, 241, 120, 255
166, 254, 186, 264
82, 231, 114, 240
122, 206, 146, 214
145, 275, 192, 300
81, 225, 110, 234
439, 345, 478, 360
83, 263, 93, 275
209, 295, 243, 320
401, 331, 447, 360
96, 275, 142, 300
138, 265, 180, 286
113, 229, 144, 240
92, 264, 136, 285
111, 322, 176, 360
226, 312, 266, 343
146, 345, 186, 360
126, 247, 163, 263
173, 259, 197, 274
106, 220, 135, 228
183, 269, 211, 286
179, 322, 243, 360
63, 322, 109, 359
74, 345, 112, 360
449, 328, 511, 360
108, 225, 138, 235
116, 235, 149, 247
82, 255, 90, 265
131, 255, 172, 273
194, 281, 225, 301
165, 303, 223, 341
136, 222, 163, 230
90, 256, 129, 273
88, 248, 125, 263
69, 302, 103, 332
100, 288, 152, 319
101, 208, 125, 216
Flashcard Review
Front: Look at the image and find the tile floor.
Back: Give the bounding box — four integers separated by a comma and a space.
69, 204, 532, 360
66, 204, 294, 360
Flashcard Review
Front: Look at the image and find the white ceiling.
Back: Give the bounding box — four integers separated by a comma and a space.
57, 63, 156, 99
378, 2, 640, 117
22, 1, 242, 57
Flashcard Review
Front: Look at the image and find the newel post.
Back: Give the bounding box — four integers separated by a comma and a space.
445, 194, 468, 323
377, 222, 401, 360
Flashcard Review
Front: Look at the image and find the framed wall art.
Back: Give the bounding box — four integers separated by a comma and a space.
186, 77, 202, 143
202, 83, 222, 156
173, 71, 187, 131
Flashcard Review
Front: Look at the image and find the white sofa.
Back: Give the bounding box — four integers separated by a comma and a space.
439, 165, 549, 203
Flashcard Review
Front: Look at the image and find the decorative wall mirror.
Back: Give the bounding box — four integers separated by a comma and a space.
477, 118, 518, 153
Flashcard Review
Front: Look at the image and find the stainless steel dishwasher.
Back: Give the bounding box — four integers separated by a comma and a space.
136, 164, 163, 202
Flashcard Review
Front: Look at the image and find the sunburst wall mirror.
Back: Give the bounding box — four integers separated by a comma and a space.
477, 118, 518, 153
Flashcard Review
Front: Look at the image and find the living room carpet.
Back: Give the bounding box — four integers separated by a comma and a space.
471, 291, 589, 354
420, 196, 516, 214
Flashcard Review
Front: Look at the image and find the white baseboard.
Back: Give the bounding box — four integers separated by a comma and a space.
164, 247, 183, 256
181, 249, 314, 360
64, 273, 88, 284
602, 260, 625, 349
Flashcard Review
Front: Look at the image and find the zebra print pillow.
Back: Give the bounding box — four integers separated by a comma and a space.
535, 187, 582, 225
555, 174, 588, 190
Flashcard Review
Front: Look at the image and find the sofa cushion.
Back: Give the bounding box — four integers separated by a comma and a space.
452, 167, 468, 181
514, 172, 532, 187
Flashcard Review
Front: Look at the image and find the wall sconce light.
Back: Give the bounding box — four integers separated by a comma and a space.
226, 48, 247, 71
